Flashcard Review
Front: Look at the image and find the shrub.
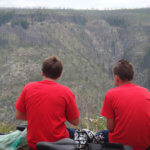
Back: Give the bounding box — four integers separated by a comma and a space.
0, 11, 14, 26
11, 19, 29, 29
102, 15, 129, 27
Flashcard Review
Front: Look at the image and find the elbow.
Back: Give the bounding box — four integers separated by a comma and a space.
107, 118, 115, 133
108, 127, 114, 133
73, 120, 79, 126
69, 118, 80, 126
107, 124, 114, 133
16, 114, 22, 120
15, 113, 20, 120
15, 110, 27, 120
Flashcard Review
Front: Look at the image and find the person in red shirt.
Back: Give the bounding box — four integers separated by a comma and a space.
101, 59, 150, 150
15, 56, 80, 150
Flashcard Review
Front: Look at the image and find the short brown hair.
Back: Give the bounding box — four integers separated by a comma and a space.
42, 56, 63, 79
113, 59, 134, 81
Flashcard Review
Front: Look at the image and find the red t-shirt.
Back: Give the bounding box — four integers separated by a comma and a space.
101, 83, 150, 150
15, 80, 79, 150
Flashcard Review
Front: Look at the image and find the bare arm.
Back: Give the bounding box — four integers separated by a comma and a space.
68, 117, 79, 126
15, 109, 27, 121
107, 118, 115, 133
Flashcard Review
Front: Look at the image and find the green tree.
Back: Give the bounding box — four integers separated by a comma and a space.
0, 11, 14, 26
11, 19, 29, 29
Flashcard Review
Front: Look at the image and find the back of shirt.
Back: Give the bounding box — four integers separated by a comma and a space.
101, 83, 150, 150
15, 80, 79, 149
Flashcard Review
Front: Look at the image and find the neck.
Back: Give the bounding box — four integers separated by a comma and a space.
43, 76, 56, 82
119, 80, 132, 86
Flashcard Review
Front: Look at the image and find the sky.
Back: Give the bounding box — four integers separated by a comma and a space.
0, 0, 150, 10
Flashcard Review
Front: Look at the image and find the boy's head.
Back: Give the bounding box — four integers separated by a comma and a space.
42, 56, 63, 79
113, 59, 134, 86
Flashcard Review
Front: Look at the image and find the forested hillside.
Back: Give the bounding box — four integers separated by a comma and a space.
0, 8, 150, 125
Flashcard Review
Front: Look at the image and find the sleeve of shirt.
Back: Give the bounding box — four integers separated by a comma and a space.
15, 87, 26, 113
101, 92, 114, 119
66, 91, 80, 121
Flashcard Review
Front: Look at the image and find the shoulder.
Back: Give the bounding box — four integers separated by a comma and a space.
134, 84, 149, 92
57, 84, 75, 98
23, 81, 39, 90
133, 85, 150, 97
58, 84, 73, 93
106, 87, 120, 96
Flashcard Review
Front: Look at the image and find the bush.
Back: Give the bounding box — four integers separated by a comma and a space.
102, 15, 129, 27
72, 15, 87, 25
11, 19, 29, 29
0, 122, 15, 133
141, 47, 150, 69
0, 11, 14, 26
31, 10, 46, 22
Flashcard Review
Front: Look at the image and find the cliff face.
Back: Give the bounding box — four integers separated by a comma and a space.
0, 8, 150, 123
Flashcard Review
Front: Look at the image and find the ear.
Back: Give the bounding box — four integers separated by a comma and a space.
116, 75, 120, 82
114, 75, 121, 86
42, 72, 44, 77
